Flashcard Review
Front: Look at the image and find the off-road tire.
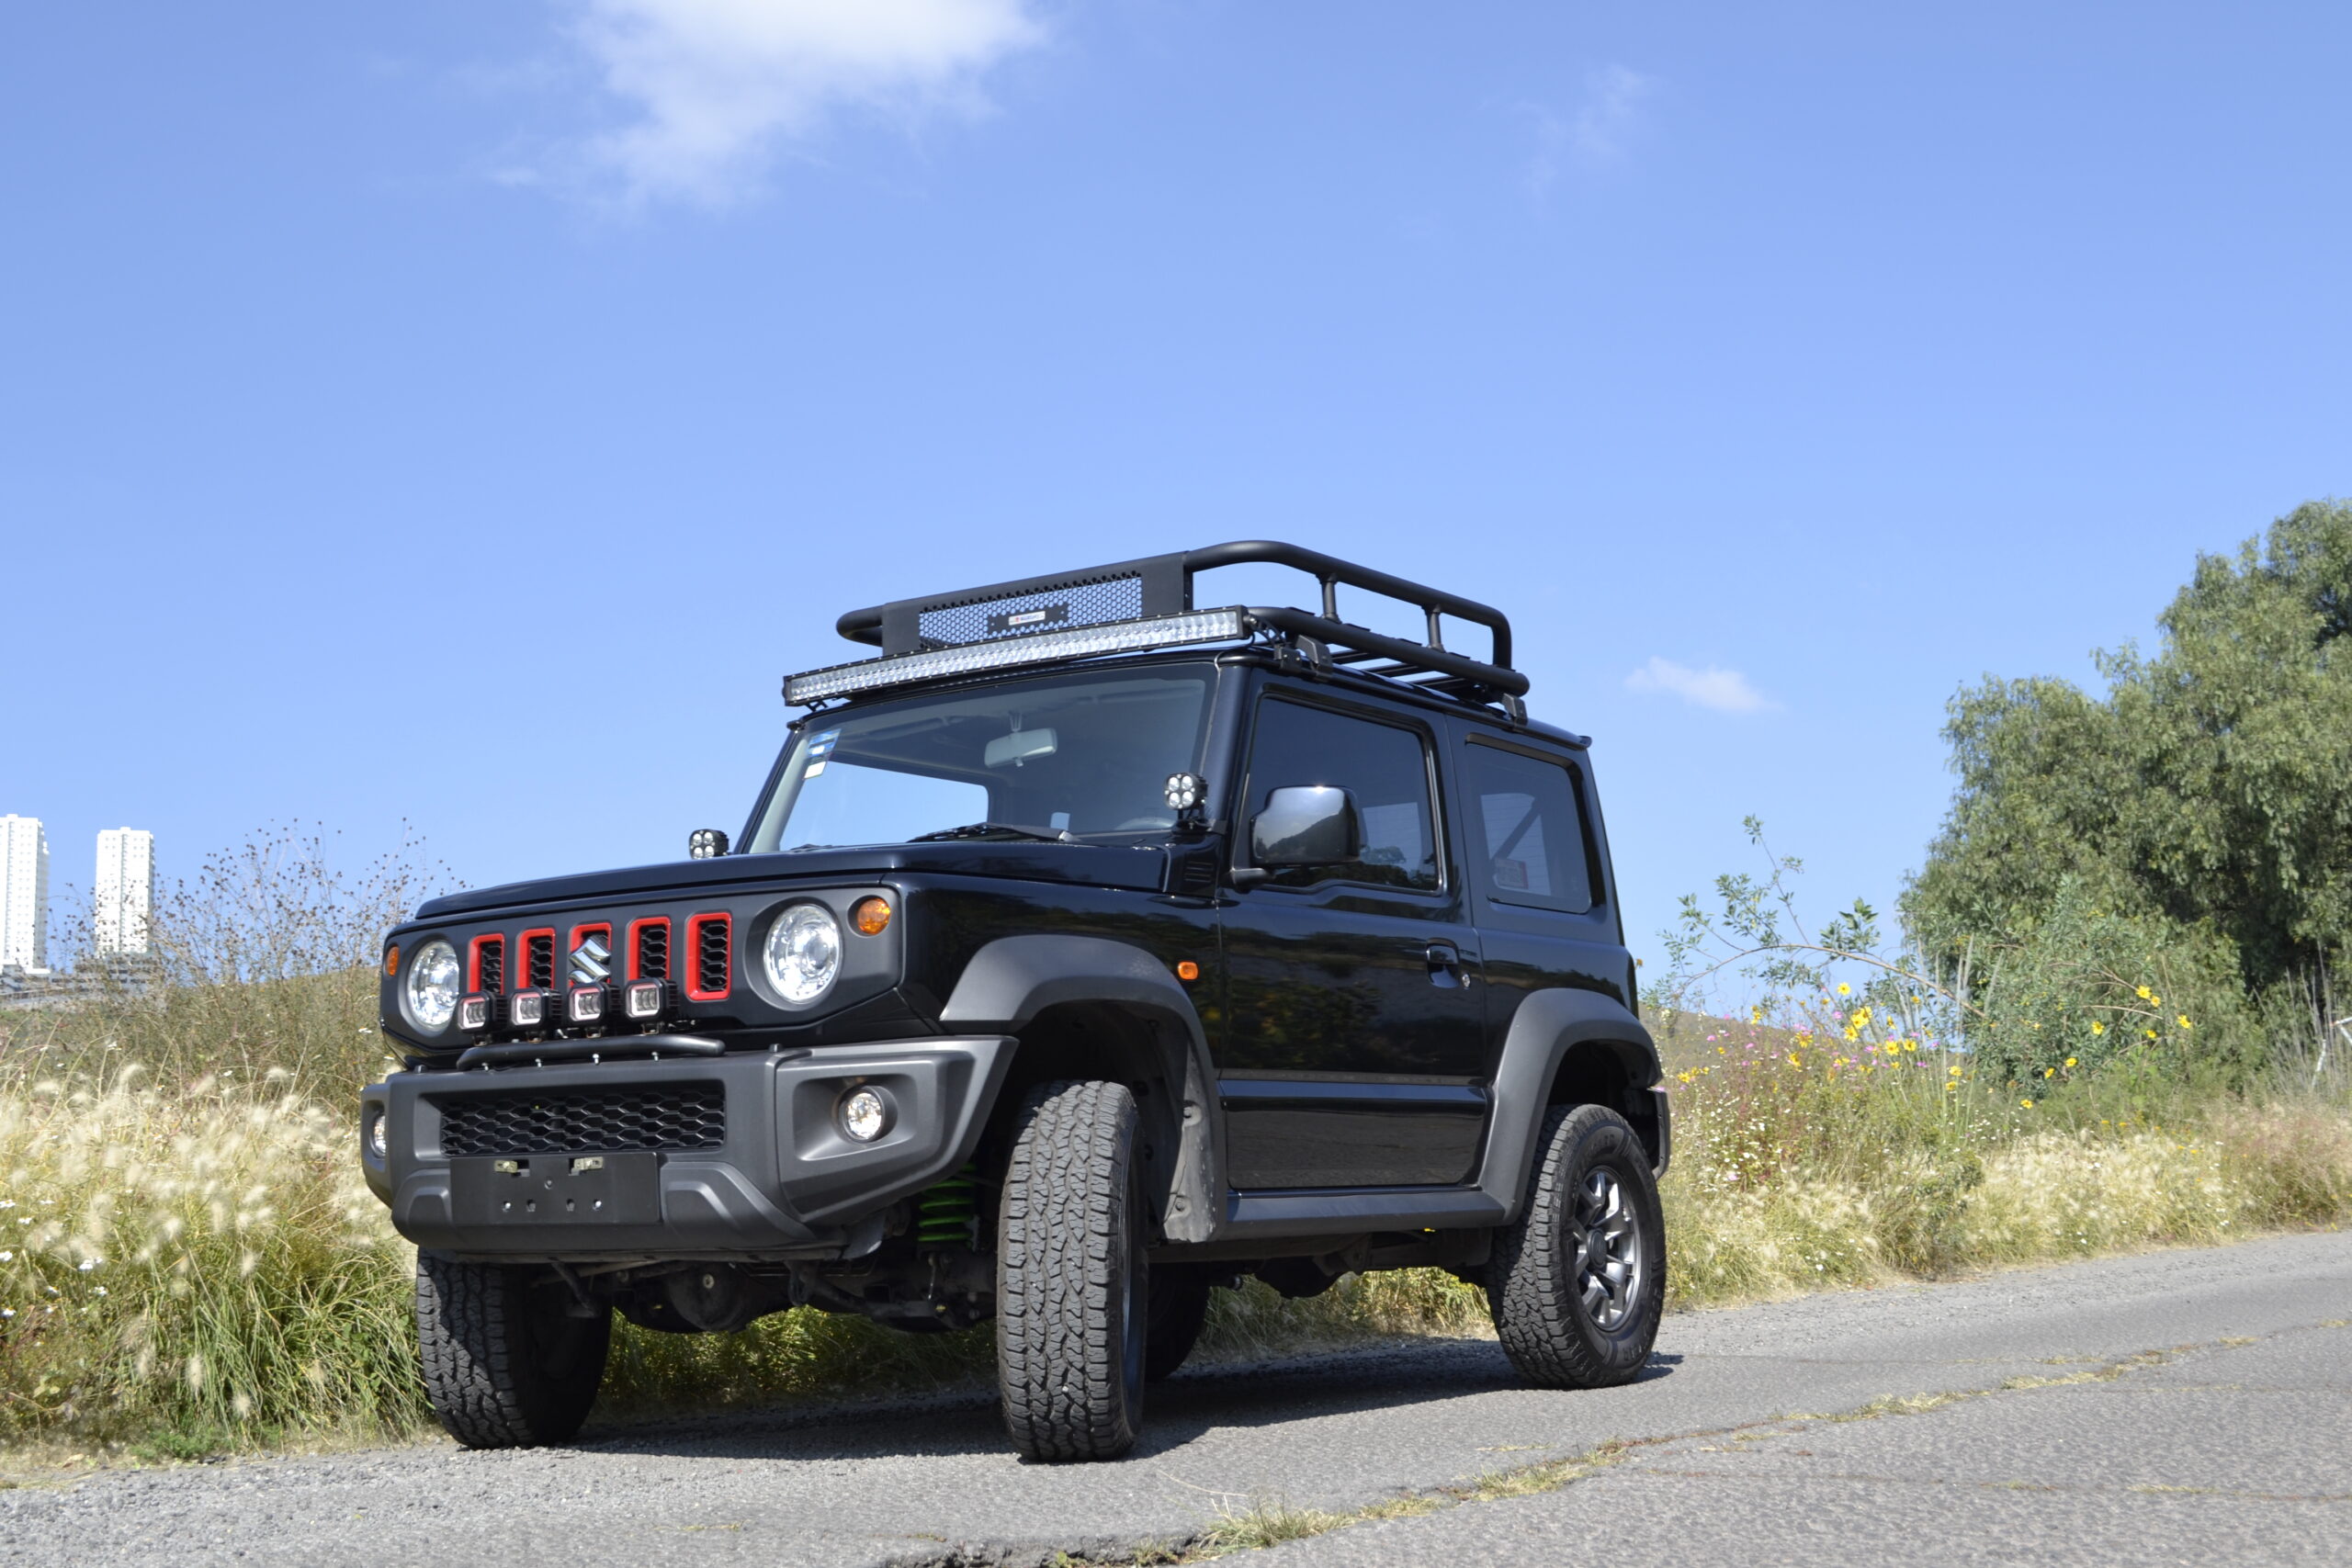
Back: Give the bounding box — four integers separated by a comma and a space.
996, 1080, 1148, 1461
415, 1251, 611, 1448
1145, 1266, 1214, 1382
1488, 1103, 1664, 1389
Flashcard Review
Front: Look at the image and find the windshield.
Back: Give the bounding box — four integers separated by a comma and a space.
746, 668, 1215, 853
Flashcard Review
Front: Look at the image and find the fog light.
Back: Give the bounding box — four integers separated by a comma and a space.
837, 1087, 890, 1143
688, 828, 729, 859
623, 978, 668, 1021
458, 993, 492, 1032
364, 1109, 388, 1159
509, 988, 550, 1029
568, 985, 605, 1025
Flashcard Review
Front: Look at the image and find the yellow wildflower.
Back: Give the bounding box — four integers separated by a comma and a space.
1786, 1053, 1802, 1068
2136, 986, 2153, 1000
1949, 1064, 1962, 1076
2064, 1057, 2077, 1068
2042, 1066, 2055, 1078
2090, 1021, 2106, 1036
2021, 1098, 2034, 1109
1837, 982, 1851, 997
2177, 1014, 2192, 1031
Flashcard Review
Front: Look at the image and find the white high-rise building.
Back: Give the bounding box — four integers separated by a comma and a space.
96, 828, 155, 958
0, 816, 50, 974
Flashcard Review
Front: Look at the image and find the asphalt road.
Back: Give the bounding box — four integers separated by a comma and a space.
3, 1230, 2346, 1566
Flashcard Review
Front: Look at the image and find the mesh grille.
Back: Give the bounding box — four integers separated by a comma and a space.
917, 572, 1144, 649
695, 917, 730, 997
435, 1085, 726, 1157
525, 934, 555, 989
635, 920, 670, 981
476, 937, 504, 994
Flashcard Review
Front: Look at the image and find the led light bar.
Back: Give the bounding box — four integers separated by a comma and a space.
786, 609, 1248, 705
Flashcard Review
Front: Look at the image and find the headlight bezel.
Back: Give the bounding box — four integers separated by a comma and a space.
401, 937, 463, 1035
762, 902, 845, 1008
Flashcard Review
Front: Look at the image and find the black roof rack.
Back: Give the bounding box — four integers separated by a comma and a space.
788, 541, 1527, 716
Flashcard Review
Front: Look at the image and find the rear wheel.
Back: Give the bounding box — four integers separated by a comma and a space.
996, 1080, 1148, 1461
1145, 1266, 1214, 1382
415, 1252, 610, 1448
1488, 1103, 1664, 1389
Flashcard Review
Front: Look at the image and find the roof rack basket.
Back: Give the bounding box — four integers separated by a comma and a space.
790, 540, 1527, 716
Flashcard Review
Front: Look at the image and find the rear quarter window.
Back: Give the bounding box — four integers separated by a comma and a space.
1461, 741, 1596, 914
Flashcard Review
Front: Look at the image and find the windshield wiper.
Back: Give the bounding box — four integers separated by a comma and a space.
909, 822, 1076, 844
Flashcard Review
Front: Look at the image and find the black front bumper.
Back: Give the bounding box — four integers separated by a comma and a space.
360, 1038, 1014, 1260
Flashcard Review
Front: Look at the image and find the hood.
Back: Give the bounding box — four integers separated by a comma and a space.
411, 841, 1174, 922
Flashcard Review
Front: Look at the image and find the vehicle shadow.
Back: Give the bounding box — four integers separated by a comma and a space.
573, 1337, 1681, 1465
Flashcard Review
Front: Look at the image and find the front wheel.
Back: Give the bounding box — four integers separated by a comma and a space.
995, 1080, 1148, 1461
415, 1253, 610, 1448
1487, 1103, 1665, 1388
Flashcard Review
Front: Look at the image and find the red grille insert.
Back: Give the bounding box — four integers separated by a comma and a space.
468, 934, 505, 994
685, 913, 731, 1001
521, 929, 556, 991
629, 917, 672, 982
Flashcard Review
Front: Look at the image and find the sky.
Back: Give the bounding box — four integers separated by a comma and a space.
3, 2, 2346, 981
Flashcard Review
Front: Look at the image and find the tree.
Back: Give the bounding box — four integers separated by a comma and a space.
1905, 500, 2352, 1007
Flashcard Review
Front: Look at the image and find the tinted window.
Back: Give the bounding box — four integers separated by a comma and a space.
1246, 698, 1440, 891
1463, 743, 1594, 913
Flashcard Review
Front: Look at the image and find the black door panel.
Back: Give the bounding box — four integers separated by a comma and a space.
1220, 1078, 1487, 1189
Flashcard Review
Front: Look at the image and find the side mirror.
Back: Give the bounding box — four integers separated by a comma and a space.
1250, 786, 1362, 867
688, 829, 729, 859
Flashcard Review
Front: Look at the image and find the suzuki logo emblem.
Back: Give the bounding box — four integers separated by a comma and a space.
571, 934, 611, 986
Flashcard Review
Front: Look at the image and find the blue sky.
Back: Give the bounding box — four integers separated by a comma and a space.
4, 2, 2346, 977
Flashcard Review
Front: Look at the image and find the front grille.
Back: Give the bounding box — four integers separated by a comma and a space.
525, 932, 556, 990
475, 936, 505, 994
436, 1085, 727, 1157
634, 919, 670, 981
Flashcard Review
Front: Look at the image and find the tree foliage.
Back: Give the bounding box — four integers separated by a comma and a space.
1906, 500, 2352, 1005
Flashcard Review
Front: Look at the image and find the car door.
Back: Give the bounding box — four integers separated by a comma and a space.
1216, 687, 1488, 1190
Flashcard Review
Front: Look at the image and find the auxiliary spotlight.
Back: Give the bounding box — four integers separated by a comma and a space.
567, 984, 606, 1026
623, 978, 670, 1023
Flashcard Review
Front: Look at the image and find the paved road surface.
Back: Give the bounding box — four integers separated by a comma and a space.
2, 1231, 2345, 1566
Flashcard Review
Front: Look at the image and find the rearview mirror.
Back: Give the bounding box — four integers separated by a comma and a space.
984, 728, 1058, 769
1250, 786, 1362, 867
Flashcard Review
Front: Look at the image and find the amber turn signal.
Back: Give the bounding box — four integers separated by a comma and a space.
850, 897, 893, 937
383, 946, 400, 976
1175, 960, 1200, 982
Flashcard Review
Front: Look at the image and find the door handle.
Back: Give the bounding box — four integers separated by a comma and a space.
1424, 942, 1470, 986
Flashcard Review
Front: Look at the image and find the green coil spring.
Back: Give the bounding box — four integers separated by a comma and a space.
915, 1164, 979, 1247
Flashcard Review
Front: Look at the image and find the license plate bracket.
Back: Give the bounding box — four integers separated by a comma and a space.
450, 1151, 661, 1226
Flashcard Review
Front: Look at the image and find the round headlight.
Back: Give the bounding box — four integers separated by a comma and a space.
838, 1087, 890, 1143
764, 904, 842, 1005
403, 939, 461, 1032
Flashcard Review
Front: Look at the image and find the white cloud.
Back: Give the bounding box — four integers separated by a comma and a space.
562, 0, 1047, 205
1625, 657, 1775, 715
1522, 63, 1655, 199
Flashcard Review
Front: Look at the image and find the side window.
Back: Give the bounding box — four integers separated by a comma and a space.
1462, 743, 1595, 914
1246, 698, 1441, 892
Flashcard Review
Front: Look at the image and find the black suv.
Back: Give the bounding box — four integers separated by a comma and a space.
363, 543, 1667, 1461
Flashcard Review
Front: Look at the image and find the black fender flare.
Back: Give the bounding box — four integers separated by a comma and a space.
940, 934, 1223, 1244
1475, 988, 1663, 1221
